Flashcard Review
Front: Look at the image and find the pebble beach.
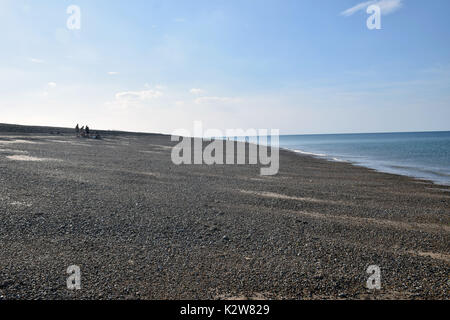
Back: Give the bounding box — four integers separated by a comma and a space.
0, 124, 449, 300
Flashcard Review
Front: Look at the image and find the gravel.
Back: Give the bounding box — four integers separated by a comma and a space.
0, 127, 448, 300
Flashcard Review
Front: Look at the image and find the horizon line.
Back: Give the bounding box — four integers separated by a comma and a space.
0, 122, 449, 137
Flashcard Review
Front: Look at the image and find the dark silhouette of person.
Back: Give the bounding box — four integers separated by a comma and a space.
86, 126, 90, 135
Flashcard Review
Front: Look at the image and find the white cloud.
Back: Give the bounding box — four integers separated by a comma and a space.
115, 89, 163, 101
341, 0, 403, 16
144, 83, 166, 90
107, 87, 164, 110
377, 0, 404, 15
194, 96, 238, 105
29, 58, 44, 64
42, 82, 57, 97
108, 71, 119, 75
341, 1, 374, 16
190, 88, 205, 95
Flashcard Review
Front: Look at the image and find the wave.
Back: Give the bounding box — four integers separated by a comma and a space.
292, 149, 348, 163
293, 149, 327, 157
331, 157, 347, 162
387, 165, 450, 178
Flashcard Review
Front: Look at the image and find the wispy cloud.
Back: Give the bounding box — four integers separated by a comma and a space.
115, 89, 163, 101
341, 1, 374, 16
190, 88, 205, 95
341, 0, 403, 16
108, 71, 119, 75
107, 86, 164, 110
29, 58, 44, 64
42, 82, 57, 97
194, 96, 238, 105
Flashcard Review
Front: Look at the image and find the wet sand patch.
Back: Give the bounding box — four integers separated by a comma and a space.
0, 139, 43, 145
410, 251, 450, 263
45, 138, 95, 147
222, 202, 450, 234
0, 149, 28, 154
140, 150, 166, 154
125, 170, 163, 178
240, 190, 342, 205
6, 155, 62, 162
46, 139, 69, 144
68, 142, 92, 147
148, 144, 173, 150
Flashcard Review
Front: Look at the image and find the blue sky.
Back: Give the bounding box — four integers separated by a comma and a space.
1, 0, 449, 134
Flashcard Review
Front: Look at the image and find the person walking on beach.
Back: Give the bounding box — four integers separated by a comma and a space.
85, 126, 90, 137
75, 124, 80, 136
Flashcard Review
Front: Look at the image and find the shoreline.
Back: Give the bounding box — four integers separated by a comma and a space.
282, 146, 450, 188
2, 122, 448, 187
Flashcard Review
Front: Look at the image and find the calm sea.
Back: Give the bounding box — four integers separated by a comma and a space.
279, 131, 450, 186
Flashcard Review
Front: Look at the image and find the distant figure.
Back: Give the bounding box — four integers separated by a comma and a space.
75, 124, 80, 136
85, 126, 90, 136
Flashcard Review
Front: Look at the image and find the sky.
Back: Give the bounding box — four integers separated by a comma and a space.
1, 0, 450, 135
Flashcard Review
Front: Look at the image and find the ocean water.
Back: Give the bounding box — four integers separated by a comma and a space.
279, 131, 450, 186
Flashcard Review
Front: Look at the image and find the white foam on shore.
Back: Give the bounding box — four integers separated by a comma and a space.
291, 149, 347, 163
331, 157, 347, 162
293, 149, 326, 157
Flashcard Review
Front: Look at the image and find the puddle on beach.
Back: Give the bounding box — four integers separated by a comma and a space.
6, 155, 61, 162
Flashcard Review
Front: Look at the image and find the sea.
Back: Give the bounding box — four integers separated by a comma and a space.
278, 131, 450, 186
